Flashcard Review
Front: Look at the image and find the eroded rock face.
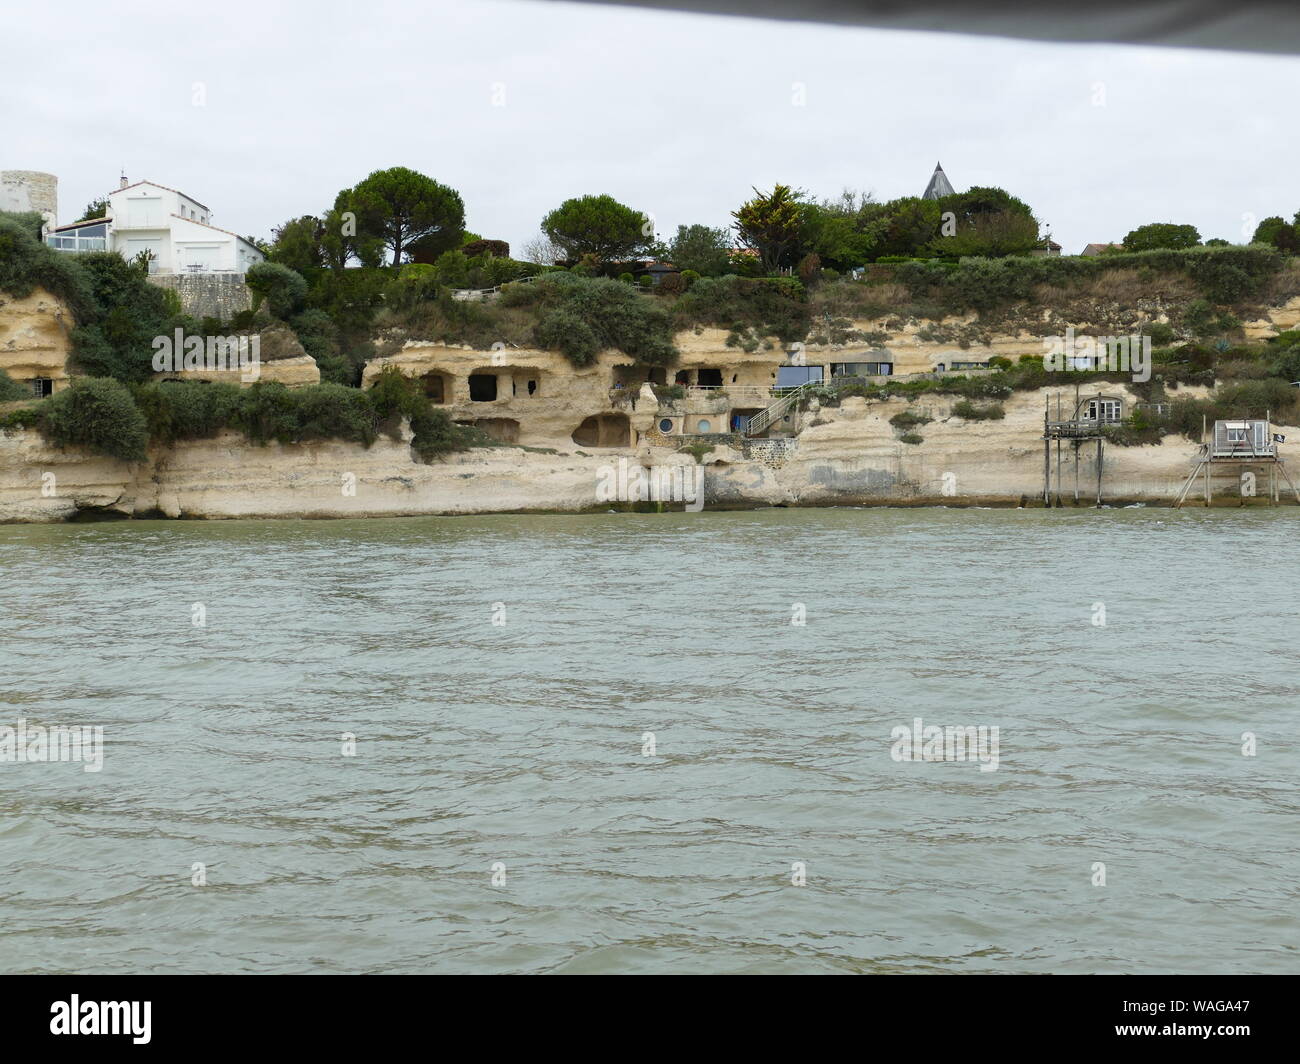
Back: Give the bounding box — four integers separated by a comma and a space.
0, 287, 73, 392
0, 288, 322, 392
0, 428, 138, 521
1244, 295, 1300, 340
152, 353, 320, 388
361, 344, 658, 448
148, 323, 320, 388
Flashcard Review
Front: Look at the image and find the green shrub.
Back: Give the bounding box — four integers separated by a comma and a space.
133, 380, 244, 444
889, 409, 932, 429
246, 261, 309, 319
0, 369, 29, 401
535, 306, 602, 366
0, 215, 96, 319
129, 370, 470, 462
951, 399, 1005, 420
383, 264, 440, 313
39, 377, 148, 460
0, 405, 40, 433
529, 275, 676, 366
62, 252, 183, 383
680, 442, 715, 463
899, 432, 924, 444
289, 308, 345, 382
886, 245, 1284, 316
364, 365, 464, 460
657, 272, 686, 295
674, 275, 809, 344
1146, 321, 1177, 346
289, 382, 377, 445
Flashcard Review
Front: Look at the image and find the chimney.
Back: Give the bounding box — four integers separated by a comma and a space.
119, 171, 128, 189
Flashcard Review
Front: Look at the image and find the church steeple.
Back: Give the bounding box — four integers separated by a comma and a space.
922, 161, 956, 200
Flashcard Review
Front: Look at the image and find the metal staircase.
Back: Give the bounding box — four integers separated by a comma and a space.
744, 380, 829, 437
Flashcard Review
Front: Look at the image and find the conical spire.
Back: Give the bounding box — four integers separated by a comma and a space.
922, 162, 955, 200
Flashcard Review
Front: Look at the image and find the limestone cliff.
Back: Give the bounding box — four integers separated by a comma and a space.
0, 287, 74, 391
1, 385, 1281, 523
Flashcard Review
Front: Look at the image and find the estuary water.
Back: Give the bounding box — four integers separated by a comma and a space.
1, 506, 1297, 974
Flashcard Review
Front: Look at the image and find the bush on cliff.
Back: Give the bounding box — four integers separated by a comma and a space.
950, 399, 1006, 420
68, 252, 186, 383
38, 377, 149, 461
246, 261, 309, 319
0, 369, 29, 401
673, 275, 810, 345
133, 381, 246, 445
882, 245, 1284, 316
128, 371, 470, 461
365, 366, 477, 460
0, 215, 97, 320
527, 275, 677, 367
889, 410, 933, 429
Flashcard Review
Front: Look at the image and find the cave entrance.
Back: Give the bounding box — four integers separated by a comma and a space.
421, 372, 450, 403
572, 413, 631, 448
467, 418, 520, 444
468, 374, 498, 402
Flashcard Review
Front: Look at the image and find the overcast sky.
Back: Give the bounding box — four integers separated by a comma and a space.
6, 0, 1300, 257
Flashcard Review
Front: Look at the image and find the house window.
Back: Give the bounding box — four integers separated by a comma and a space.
697, 419, 711, 433
658, 418, 674, 433
1087, 399, 1122, 422
831, 361, 893, 378
31, 378, 53, 398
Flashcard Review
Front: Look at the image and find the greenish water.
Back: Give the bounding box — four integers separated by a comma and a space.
1, 507, 1297, 974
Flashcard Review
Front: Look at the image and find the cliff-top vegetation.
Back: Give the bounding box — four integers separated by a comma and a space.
10, 164, 1300, 460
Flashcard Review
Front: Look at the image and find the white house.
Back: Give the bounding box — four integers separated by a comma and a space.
45, 177, 264, 274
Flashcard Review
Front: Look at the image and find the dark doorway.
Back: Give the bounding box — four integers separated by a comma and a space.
469, 374, 498, 402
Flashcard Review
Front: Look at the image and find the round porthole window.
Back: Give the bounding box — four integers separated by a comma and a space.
697, 419, 711, 433
659, 418, 674, 433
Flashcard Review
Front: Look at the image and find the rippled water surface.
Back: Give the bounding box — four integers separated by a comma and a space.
1, 507, 1297, 974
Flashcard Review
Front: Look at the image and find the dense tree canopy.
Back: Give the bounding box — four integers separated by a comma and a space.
268, 215, 326, 273
667, 224, 733, 276
541, 194, 649, 263
1123, 222, 1202, 253
337, 167, 465, 267
733, 184, 807, 272
1252, 215, 1300, 253
77, 198, 110, 223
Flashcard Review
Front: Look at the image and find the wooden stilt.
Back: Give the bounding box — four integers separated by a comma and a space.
1096, 437, 1103, 506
